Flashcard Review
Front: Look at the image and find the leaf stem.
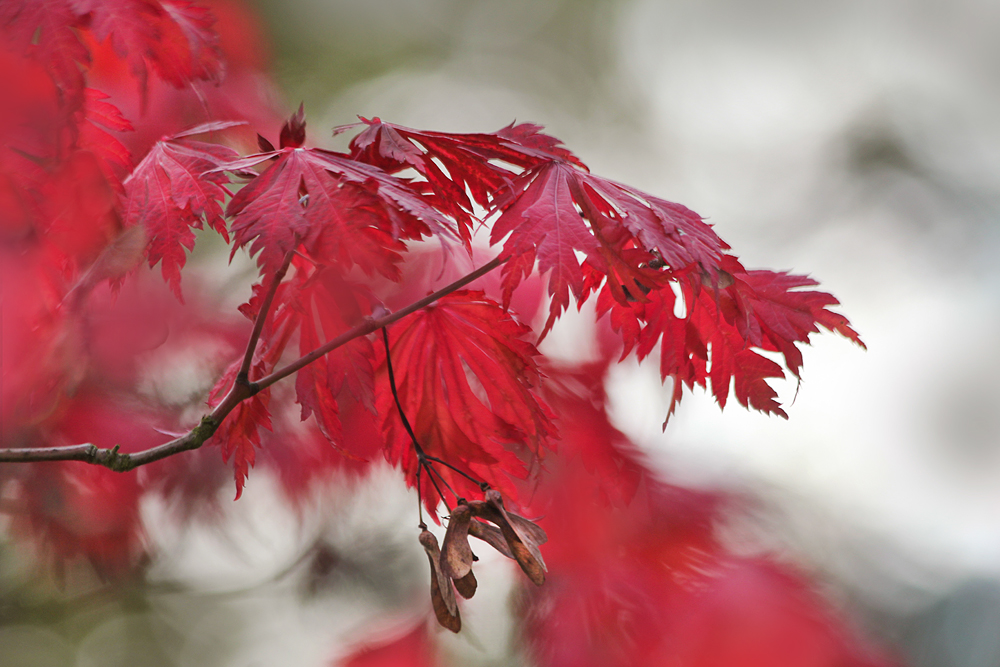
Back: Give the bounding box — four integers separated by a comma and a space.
381, 327, 423, 456
422, 454, 487, 490
424, 463, 452, 514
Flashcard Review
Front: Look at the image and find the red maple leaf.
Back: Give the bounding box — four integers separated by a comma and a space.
540, 361, 645, 506
221, 111, 458, 278
488, 158, 725, 338
290, 268, 378, 448
345, 118, 552, 239
377, 290, 556, 517
73, 0, 223, 93
518, 413, 894, 667
78, 89, 134, 188
123, 121, 242, 299
0, 0, 90, 107
599, 256, 863, 420
208, 357, 272, 499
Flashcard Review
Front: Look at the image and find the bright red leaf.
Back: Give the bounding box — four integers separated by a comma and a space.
599, 256, 863, 420
489, 158, 725, 338
377, 290, 556, 517
290, 268, 378, 448
208, 357, 271, 499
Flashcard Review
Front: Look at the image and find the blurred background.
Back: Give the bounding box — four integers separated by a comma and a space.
4, 0, 1000, 665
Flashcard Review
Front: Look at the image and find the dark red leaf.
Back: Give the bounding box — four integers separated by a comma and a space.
221, 129, 458, 278
279, 102, 306, 148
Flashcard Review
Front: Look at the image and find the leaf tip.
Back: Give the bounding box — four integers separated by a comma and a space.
279, 103, 306, 148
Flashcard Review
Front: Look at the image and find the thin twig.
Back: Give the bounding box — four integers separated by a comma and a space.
0, 256, 506, 471
424, 464, 451, 514
238, 250, 295, 383
254, 255, 503, 392
426, 462, 457, 500
423, 454, 486, 490
416, 465, 425, 527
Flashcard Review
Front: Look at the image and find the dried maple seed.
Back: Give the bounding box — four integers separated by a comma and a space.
441, 502, 475, 580
472, 491, 547, 586
453, 569, 478, 599
418, 529, 460, 632
467, 518, 513, 559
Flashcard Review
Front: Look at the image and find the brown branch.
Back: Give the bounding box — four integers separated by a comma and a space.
238, 250, 294, 383
0, 255, 506, 471
254, 255, 504, 392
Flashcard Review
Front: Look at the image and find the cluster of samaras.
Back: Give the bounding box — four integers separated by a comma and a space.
420, 490, 546, 632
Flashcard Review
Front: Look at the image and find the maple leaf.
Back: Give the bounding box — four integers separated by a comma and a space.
221, 110, 458, 279
208, 358, 272, 499
515, 426, 895, 667
73, 0, 223, 94
540, 362, 646, 506
0, 0, 90, 107
345, 118, 547, 239
488, 155, 725, 338
377, 290, 556, 517
8, 391, 173, 578
123, 121, 242, 300
78, 89, 134, 188
289, 268, 378, 448
598, 256, 863, 420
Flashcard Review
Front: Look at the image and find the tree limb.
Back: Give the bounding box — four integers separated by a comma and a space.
0, 256, 505, 471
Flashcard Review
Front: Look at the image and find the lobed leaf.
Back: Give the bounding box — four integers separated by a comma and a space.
377, 291, 556, 518
123, 124, 238, 299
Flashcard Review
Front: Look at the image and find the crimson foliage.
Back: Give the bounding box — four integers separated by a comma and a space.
0, 2, 892, 665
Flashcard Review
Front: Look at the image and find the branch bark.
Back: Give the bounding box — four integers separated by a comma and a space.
0, 255, 506, 470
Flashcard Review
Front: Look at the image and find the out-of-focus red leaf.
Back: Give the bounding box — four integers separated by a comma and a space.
519, 424, 895, 667
73, 0, 222, 93
290, 268, 378, 449
339, 625, 438, 667
0, 0, 89, 106
79, 89, 134, 189
8, 393, 169, 578
541, 362, 645, 505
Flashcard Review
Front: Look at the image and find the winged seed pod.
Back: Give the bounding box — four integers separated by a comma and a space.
467, 519, 514, 559
467, 491, 547, 586
440, 503, 476, 580
418, 529, 461, 632
453, 569, 478, 599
